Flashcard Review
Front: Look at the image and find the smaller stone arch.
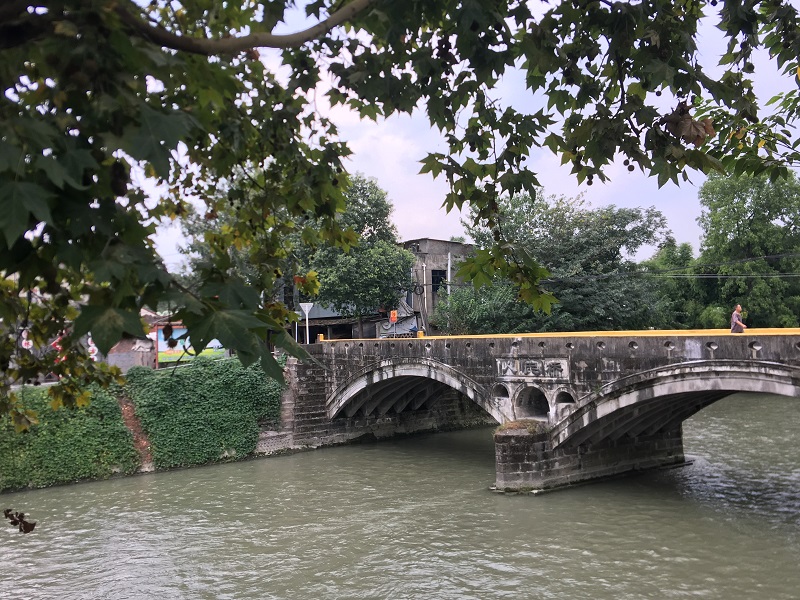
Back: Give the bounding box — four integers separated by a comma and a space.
553, 389, 577, 420
492, 383, 510, 400
554, 389, 576, 404
514, 385, 550, 420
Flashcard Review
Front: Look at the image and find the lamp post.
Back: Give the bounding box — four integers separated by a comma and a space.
299, 302, 314, 344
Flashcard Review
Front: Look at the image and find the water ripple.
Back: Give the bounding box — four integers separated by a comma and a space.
1, 392, 799, 599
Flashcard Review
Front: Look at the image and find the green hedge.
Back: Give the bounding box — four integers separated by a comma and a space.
125, 357, 283, 469
0, 385, 139, 492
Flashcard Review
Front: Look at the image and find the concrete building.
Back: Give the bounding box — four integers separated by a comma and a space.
402, 238, 473, 333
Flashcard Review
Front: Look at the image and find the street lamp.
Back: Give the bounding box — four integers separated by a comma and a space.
299, 302, 314, 344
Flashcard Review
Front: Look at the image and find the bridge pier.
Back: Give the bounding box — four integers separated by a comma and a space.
494, 424, 686, 493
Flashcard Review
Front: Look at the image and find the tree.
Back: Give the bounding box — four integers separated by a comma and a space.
696, 172, 800, 327
175, 172, 319, 306
432, 278, 541, 335
2, 1, 800, 427
640, 238, 703, 328
176, 174, 409, 338
312, 175, 414, 337
436, 191, 673, 333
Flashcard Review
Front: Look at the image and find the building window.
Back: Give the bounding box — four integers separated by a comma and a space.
431, 270, 446, 295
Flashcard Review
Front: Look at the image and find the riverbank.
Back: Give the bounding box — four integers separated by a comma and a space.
0, 358, 286, 493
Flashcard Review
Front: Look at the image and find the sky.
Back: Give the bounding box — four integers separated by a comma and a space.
153, 5, 797, 269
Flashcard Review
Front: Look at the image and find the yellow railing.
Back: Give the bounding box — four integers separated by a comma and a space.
321, 328, 800, 343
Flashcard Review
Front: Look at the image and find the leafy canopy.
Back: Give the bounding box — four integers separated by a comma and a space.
435, 191, 672, 333
2, 0, 800, 427
696, 172, 800, 327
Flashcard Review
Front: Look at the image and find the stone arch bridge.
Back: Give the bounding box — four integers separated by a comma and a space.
280, 329, 800, 492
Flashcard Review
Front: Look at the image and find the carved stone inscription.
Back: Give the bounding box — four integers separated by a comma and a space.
496, 357, 569, 380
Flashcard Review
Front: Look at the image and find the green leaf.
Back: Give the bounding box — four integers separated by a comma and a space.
183, 309, 267, 356
60, 150, 98, 186
73, 306, 146, 354
0, 140, 21, 172
0, 182, 54, 247
201, 281, 261, 310
36, 156, 86, 190
124, 106, 195, 178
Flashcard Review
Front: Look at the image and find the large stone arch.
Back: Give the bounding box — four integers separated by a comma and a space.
551, 360, 800, 449
326, 357, 509, 423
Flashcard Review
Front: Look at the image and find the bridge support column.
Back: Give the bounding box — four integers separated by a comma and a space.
494, 424, 686, 493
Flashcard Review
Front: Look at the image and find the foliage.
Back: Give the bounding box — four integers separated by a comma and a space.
125, 358, 283, 469
436, 191, 672, 333
696, 172, 800, 327
2, 0, 800, 425
176, 169, 325, 306
434, 279, 538, 335
311, 175, 415, 334
640, 238, 705, 328
696, 304, 730, 329
0, 385, 138, 491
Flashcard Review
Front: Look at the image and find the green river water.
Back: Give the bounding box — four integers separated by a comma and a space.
1, 392, 799, 599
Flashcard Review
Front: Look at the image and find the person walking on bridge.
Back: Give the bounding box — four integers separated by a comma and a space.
731, 304, 747, 333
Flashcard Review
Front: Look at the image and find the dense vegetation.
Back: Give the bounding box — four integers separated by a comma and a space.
0, 358, 284, 491
0, 385, 138, 491
643, 172, 800, 329
125, 358, 283, 470
435, 191, 674, 332
180, 174, 415, 338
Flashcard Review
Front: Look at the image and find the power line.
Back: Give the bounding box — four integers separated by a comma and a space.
647, 273, 800, 279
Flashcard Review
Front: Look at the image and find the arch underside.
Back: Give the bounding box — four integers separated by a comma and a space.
326, 359, 506, 423
553, 361, 800, 450
333, 376, 465, 418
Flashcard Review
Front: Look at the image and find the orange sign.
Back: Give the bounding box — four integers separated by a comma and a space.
389, 310, 398, 323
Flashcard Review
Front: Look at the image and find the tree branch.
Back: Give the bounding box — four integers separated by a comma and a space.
117, 0, 379, 56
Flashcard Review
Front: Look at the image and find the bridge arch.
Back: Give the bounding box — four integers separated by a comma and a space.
513, 385, 550, 420
551, 360, 800, 450
326, 357, 510, 423
554, 389, 576, 405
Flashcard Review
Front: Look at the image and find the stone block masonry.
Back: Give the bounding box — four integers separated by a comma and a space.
269, 356, 495, 452
494, 425, 685, 493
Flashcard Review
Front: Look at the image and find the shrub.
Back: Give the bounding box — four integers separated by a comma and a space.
0, 385, 139, 491
125, 358, 283, 469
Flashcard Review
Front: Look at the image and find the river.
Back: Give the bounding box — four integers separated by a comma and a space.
1, 392, 799, 599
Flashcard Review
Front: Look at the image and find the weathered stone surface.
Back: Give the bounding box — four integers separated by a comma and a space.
276, 330, 800, 491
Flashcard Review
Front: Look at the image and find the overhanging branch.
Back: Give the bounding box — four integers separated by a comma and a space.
117, 0, 379, 55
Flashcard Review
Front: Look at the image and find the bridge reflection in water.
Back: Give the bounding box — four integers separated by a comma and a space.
283, 329, 800, 492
